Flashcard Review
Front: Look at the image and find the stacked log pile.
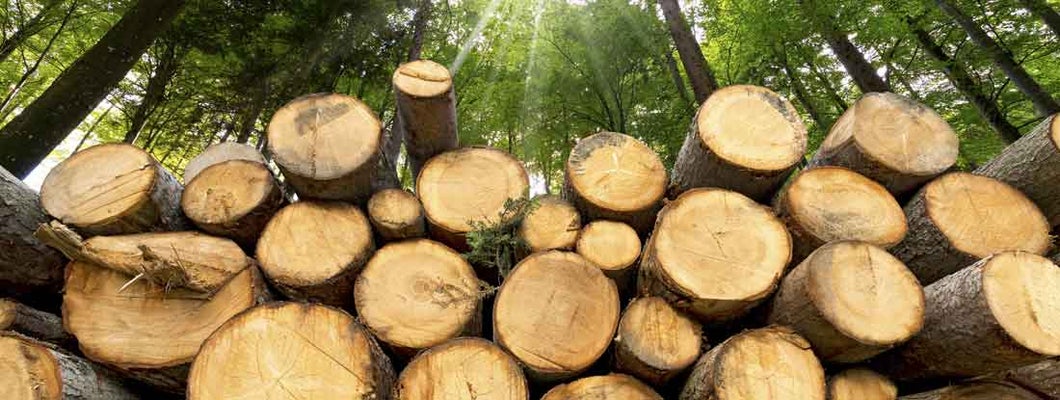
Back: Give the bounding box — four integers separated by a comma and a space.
3, 63, 1060, 399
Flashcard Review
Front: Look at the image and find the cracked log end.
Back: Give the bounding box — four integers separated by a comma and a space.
395, 337, 528, 399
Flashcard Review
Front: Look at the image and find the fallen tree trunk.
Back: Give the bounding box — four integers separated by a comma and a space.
639, 188, 791, 322
975, 114, 1060, 228
899, 380, 1042, 399
808, 92, 959, 196
256, 201, 374, 308
994, 358, 1060, 399
63, 261, 269, 393
889, 172, 1051, 284
518, 194, 581, 256
614, 296, 703, 386
0, 298, 75, 351
679, 326, 826, 400
182, 142, 265, 183
367, 189, 426, 242
188, 302, 395, 399
39, 143, 188, 236
563, 132, 667, 234
576, 220, 641, 294
876, 251, 1060, 381
774, 166, 907, 263
827, 369, 897, 400
0, 166, 64, 308
394, 337, 528, 399
671, 85, 808, 202
417, 147, 529, 250
767, 241, 924, 363
181, 160, 285, 248
494, 251, 619, 382
0, 333, 140, 399
354, 239, 481, 356
543, 374, 663, 400
266, 93, 382, 203
393, 60, 458, 178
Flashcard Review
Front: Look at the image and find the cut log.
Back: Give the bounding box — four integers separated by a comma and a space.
899, 381, 1042, 400
679, 326, 826, 400
257, 201, 374, 308
542, 374, 663, 400
394, 337, 528, 399
63, 260, 269, 393
417, 146, 529, 250
670, 85, 808, 201
182, 142, 265, 183
767, 241, 924, 363
181, 160, 285, 248
36, 222, 250, 294
367, 188, 426, 242
0, 299, 75, 351
994, 358, 1060, 399
638, 188, 791, 322
827, 369, 897, 400
0, 166, 64, 308
494, 251, 620, 382
518, 194, 581, 254
393, 59, 459, 177
775, 166, 907, 262
188, 302, 394, 399
809, 92, 959, 196
976, 114, 1060, 228
576, 220, 641, 293
266, 93, 382, 203
876, 251, 1060, 381
0, 333, 139, 400
354, 239, 481, 355
614, 297, 703, 386
39, 143, 187, 236
563, 132, 667, 233
890, 172, 1051, 284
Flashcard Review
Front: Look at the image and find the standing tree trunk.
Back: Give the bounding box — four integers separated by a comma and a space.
781, 54, 826, 130
814, 18, 891, 93
908, 20, 1021, 143
935, 0, 1060, 116
234, 81, 268, 144
0, 167, 65, 310
1017, 0, 1060, 40
123, 42, 184, 144
0, 0, 187, 178
664, 48, 692, 104
658, 0, 718, 103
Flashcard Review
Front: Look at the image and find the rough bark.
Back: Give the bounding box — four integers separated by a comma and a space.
975, 115, 1060, 228
394, 60, 459, 178
935, 0, 1060, 116
993, 358, 1060, 399
0, 0, 188, 178
0, 166, 65, 309
657, 0, 718, 103
899, 380, 1043, 400
0, 333, 140, 400
0, 298, 75, 351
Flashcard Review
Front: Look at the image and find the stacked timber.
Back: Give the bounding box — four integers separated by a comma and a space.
670, 84, 808, 201
576, 220, 641, 293
517, 194, 581, 255
992, 358, 1060, 399
394, 338, 528, 399
976, 114, 1060, 228
393, 59, 459, 178
899, 381, 1043, 399
181, 159, 285, 248
563, 131, 667, 233
809, 92, 959, 196
0, 298, 75, 351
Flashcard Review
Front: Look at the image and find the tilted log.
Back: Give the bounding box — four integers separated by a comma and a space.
0, 333, 139, 400
394, 338, 528, 399
181, 160, 285, 248
976, 115, 1060, 228
992, 358, 1060, 399
393, 59, 459, 178
0, 298, 75, 351
0, 166, 64, 308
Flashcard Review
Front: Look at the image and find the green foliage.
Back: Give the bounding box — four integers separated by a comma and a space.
463, 196, 538, 282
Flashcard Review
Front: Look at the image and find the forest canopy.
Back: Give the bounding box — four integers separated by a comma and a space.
1, 0, 1058, 192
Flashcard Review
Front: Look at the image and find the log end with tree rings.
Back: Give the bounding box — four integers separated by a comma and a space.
40, 143, 185, 236
894, 172, 1051, 284
181, 160, 284, 248
776, 166, 906, 261
542, 374, 663, 400
354, 239, 481, 355
0, 334, 139, 400
393, 59, 459, 176
256, 201, 374, 308
493, 251, 620, 382
679, 326, 826, 400
188, 302, 394, 400
416, 146, 529, 250
671, 84, 807, 201
639, 188, 790, 322
394, 59, 453, 99
518, 194, 581, 254
976, 114, 1060, 228
182, 142, 265, 183
811, 92, 959, 195
266, 93, 382, 203
828, 369, 897, 400
367, 188, 426, 242
563, 131, 666, 233
767, 241, 924, 363
614, 296, 703, 385
981, 252, 1060, 358
576, 220, 641, 291
394, 337, 528, 400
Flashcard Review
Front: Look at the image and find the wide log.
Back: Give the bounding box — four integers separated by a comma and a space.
0, 166, 64, 308
394, 338, 528, 399
976, 115, 1060, 228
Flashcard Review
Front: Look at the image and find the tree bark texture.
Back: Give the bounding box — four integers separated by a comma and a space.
975, 115, 1060, 228
0, 166, 65, 309
658, 0, 718, 103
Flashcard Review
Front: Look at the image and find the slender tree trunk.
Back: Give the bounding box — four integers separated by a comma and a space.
0, 0, 63, 66
658, 0, 718, 103
811, 15, 891, 93
407, 0, 430, 62
909, 20, 1021, 143
935, 0, 1060, 116
123, 42, 183, 144
73, 104, 113, 153
0, 1, 76, 115
235, 82, 267, 144
808, 59, 849, 111
0, 0, 187, 178
782, 58, 826, 130
663, 49, 691, 104
1017, 0, 1060, 39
